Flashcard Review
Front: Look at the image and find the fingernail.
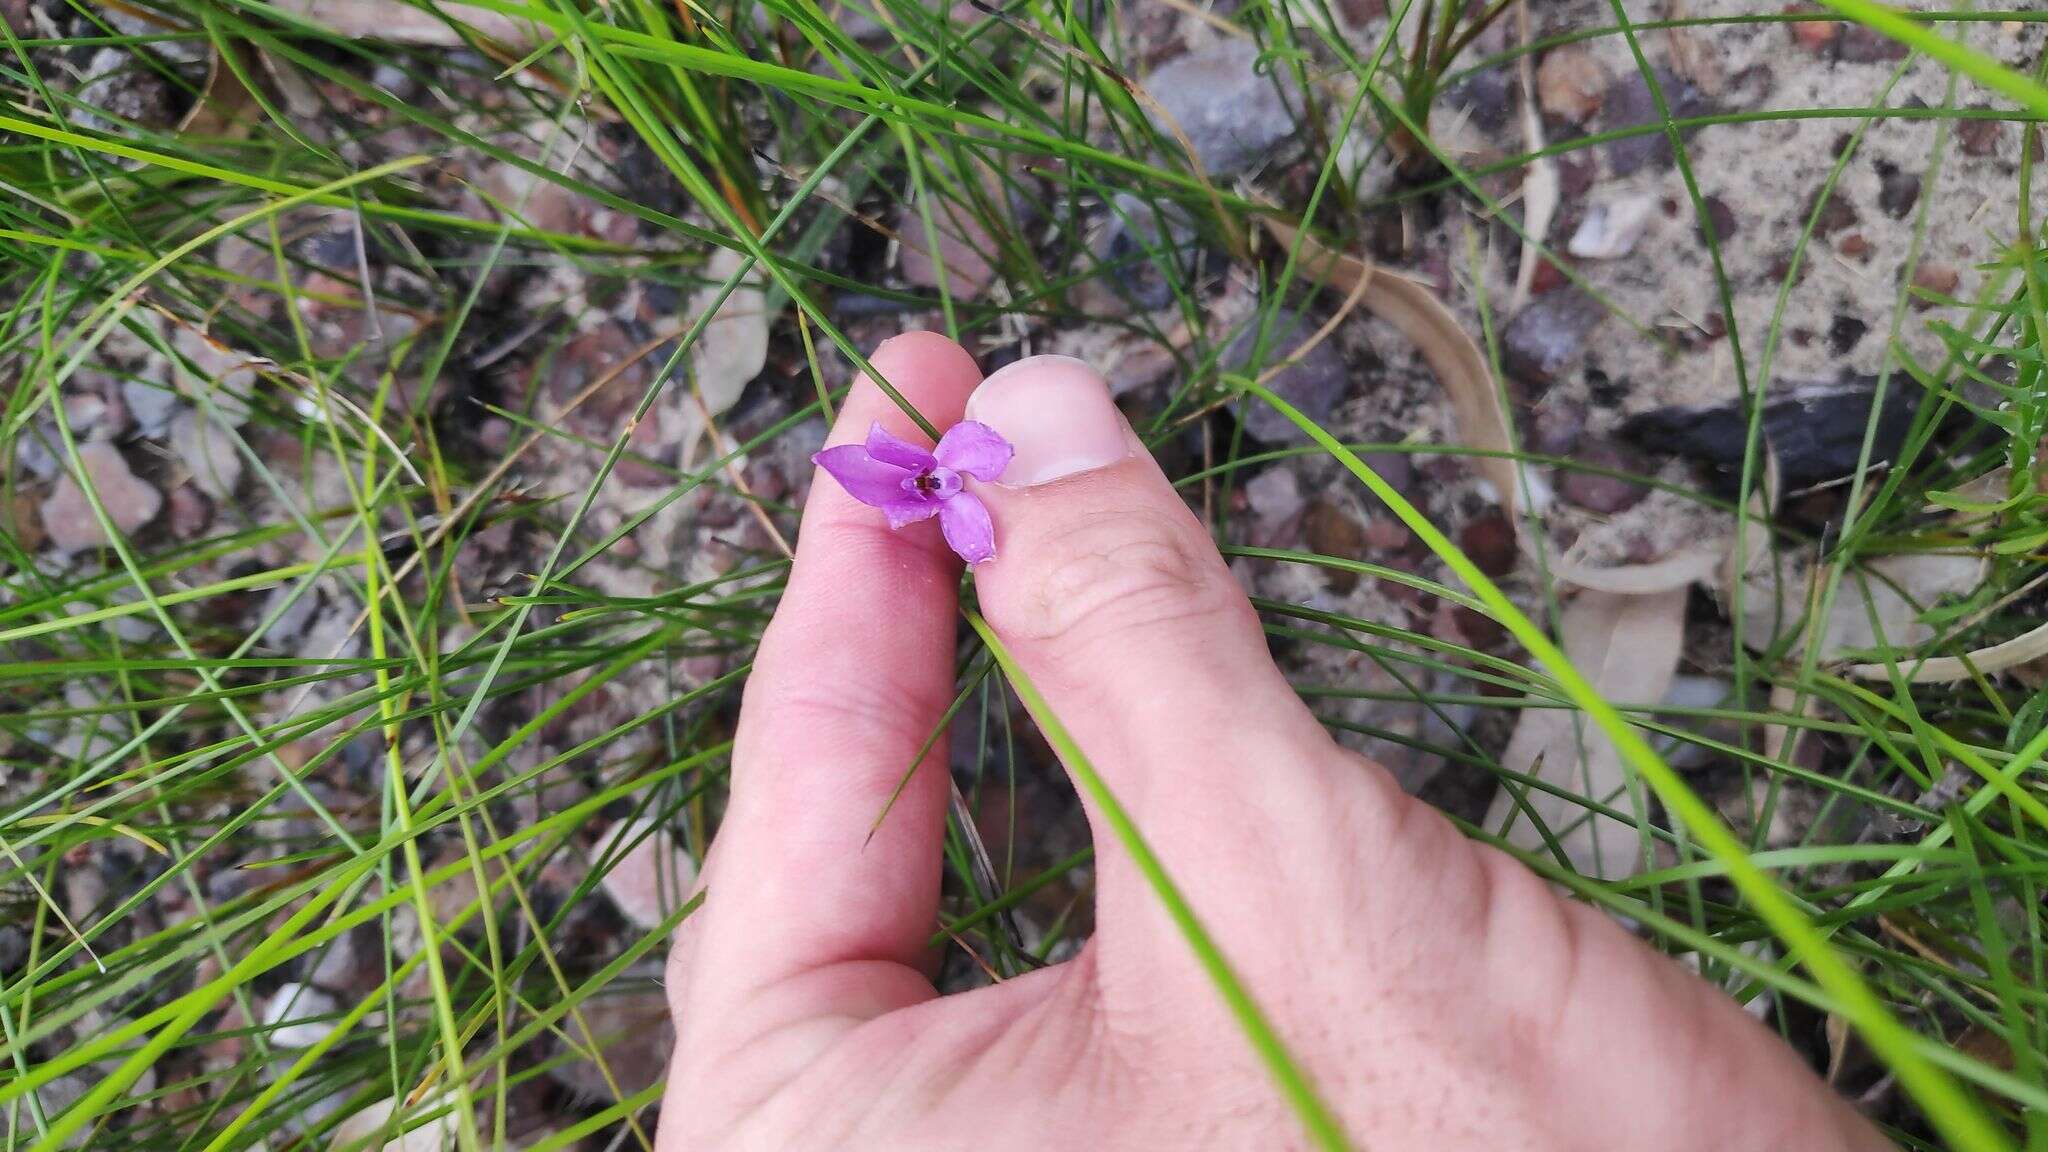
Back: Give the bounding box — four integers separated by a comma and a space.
965, 355, 1129, 488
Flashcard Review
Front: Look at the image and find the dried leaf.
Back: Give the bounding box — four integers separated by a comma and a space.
1484, 588, 1689, 881
329, 1093, 458, 1152
1826, 1012, 1853, 1085
176, 45, 259, 139
1262, 219, 1521, 514
1512, 3, 1558, 309
1845, 619, 2048, 684
268, 0, 539, 46
1551, 542, 1726, 595
1742, 551, 1985, 664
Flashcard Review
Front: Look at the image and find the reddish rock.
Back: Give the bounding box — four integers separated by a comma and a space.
1558, 440, 1651, 514
1364, 516, 1411, 552
1957, 116, 2005, 158
1458, 512, 1518, 577
39, 443, 161, 552
1783, 5, 1839, 52
3, 493, 43, 553
1535, 45, 1607, 126
1807, 186, 1859, 235
1303, 500, 1368, 592
1910, 262, 1960, 309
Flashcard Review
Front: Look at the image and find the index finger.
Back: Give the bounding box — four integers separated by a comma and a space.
687, 332, 982, 1017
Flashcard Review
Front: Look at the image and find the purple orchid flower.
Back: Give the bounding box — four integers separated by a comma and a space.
812, 421, 1014, 564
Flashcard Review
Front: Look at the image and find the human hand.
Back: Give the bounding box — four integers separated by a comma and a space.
656, 333, 1888, 1150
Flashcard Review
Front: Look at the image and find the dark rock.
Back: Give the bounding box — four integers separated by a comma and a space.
1957, 115, 2005, 158
1875, 160, 1921, 218
1555, 150, 1598, 202
1586, 367, 1626, 408
1828, 315, 1868, 356
1303, 500, 1367, 592
1599, 65, 1711, 176
1458, 512, 1518, 577
1698, 195, 1737, 243
1558, 439, 1651, 513
1449, 603, 1507, 649
1807, 185, 1858, 235
1226, 308, 1351, 444
1143, 39, 1302, 178
0, 925, 22, 975
1837, 23, 1909, 63
1359, 451, 1415, 494
1621, 376, 1921, 495
1501, 290, 1605, 390
1450, 69, 1515, 132
1094, 193, 1200, 312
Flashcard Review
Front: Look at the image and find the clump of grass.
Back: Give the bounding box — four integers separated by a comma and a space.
2, 0, 2048, 1149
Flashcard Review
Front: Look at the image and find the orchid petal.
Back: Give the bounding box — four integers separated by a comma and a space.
812, 445, 916, 508
865, 422, 937, 471
939, 490, 996, 564
883, 499, 943, 529
933, 420, 1013, 483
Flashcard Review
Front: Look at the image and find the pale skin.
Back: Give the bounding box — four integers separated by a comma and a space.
658, 332, 1892, 1150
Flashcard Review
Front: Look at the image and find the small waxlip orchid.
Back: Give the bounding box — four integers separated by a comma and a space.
812, 420, 1014, 564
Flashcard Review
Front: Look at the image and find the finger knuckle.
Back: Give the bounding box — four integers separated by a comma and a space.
1000, 508, 1246, 653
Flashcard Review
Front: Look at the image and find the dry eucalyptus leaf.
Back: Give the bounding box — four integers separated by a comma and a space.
329, 1093, 459, 1152
1484, 588, 1688, 881
1846, 619, 2048, 684
268, 0, 538, 45
1512, 4, 1558, 309
1261, 220, 1521, 514
595, 816, 698, 933
1742, 551, 1985, 664
176, 45, 259, 139
1551, 541, 1727, 595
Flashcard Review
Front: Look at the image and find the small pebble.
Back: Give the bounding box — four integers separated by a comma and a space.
1911, 262, 1960, 307
1502, 290, 1606, 391
1828, 315, 1868, 356
1536, 45, 1608, 126
1458, 513, 1518, 577
1956, 116, 2005, 159
39, 443, 162, 553
1558, 440, 1650, 514
1302, 500, 1368, 592
1227, 309, 1351, 445
1600, 66, 1710, 176
1143, 40, 1302, 178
